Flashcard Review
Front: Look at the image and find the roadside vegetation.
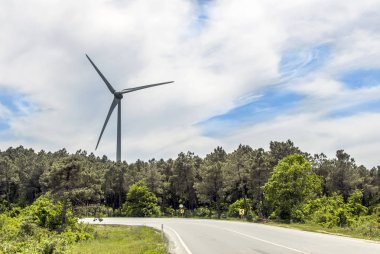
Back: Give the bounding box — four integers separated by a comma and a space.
269, 221, 380, 241
0, 140, 379, 252
261, 155, 380, 240
68, 225, 167, 254
0, 194, 94, 253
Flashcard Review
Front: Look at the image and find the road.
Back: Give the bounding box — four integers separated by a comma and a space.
81, 218, 380, 254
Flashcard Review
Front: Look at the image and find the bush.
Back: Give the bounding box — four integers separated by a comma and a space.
161, 207, 175, 217
228, 198, 254, 220
122, 181, 161, 217
73, 205, 114, 218
350, 215, 380, 238
0, 194, 95, 254
299, 191, 369, 227
194, 207, 212, 217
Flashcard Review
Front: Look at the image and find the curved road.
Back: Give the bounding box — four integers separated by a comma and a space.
82, 218, 380, 254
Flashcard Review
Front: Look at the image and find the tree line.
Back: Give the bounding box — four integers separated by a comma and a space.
0, 140, 379, 220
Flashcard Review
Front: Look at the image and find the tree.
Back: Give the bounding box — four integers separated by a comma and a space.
268, 140, 303, 168
247, 148, 271, 216
264, 154, 322, 220
122, 180, 160, 217
19, 150, 47, 205
170, 152, 198, 209
103, 164, 127, 211
195, 147, 226, 218
157, 158, 175, 210
327, 150, 362, 200
311, 153, 332, 195
0, 155, 18, 203
223, 145, 253, 218
42, 155, 102, 230
142, 159, 164, 202
367, 167, 380, 207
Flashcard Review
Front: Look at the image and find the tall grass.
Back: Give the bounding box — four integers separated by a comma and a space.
68, 225, 168, 254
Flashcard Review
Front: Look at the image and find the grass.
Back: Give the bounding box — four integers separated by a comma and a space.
68, 225, 168, 254
265, 221, 380, 242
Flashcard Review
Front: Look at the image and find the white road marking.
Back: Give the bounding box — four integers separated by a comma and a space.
225, 228, 310, 254
189, 222, 311, 254
166, 225, 193, 254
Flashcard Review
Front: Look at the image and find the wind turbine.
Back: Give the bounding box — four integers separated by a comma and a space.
86, 54, 174, 162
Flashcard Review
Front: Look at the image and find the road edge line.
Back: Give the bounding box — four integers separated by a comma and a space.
166, 225, 193, 254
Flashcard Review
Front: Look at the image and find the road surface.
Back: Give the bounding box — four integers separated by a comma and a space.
81, 218, 380, 254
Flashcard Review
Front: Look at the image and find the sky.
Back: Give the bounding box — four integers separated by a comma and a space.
1, 0, 380, 167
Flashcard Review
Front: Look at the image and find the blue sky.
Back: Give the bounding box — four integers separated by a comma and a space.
199, 44, 330, 135
1, 0, 380, 167
200, 42, 380, 138
0, 88, 36, 131
339, 69, 380, 89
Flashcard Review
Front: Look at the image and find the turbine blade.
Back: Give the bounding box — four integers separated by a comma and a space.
120, 81, 174, 94
86, 54, 116, 94
95, 98, 119, 150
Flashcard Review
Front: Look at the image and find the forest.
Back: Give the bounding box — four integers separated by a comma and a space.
0, 140, 379, 252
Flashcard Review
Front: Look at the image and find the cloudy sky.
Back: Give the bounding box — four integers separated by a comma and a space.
1, 0, 380, 167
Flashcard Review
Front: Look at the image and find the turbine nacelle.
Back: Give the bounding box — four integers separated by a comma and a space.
114, 92, 123, 99
86, 54, 174, 161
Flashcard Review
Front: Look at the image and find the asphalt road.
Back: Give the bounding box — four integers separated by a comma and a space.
81, 218, 380, 254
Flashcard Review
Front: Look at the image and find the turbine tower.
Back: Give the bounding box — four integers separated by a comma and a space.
86, 54, 173, 162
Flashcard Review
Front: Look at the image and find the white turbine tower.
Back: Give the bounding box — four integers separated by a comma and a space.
86, 54, 174, 162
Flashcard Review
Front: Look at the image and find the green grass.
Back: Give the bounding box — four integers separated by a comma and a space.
67, 225, 168, 254
266, 221, 380, 242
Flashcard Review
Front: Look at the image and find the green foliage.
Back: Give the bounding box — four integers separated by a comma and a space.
68, 225, 168, 254
228, 198, 254, 219
0, 155, 18, 203
299, 193, 348, 227
41, 155, 102, 230
73, 205, 114, 217
347, 190, 368, 216
0, 194, 94, 254
194, 207, 212, 217
350, 215, 380, 239
0, 142, 379, 240
299, 191, 369, 227
43, 155, 102, 205
268, 140, 303, 168
264, 154, 322, 220
195, 147, 226, 218
161, 207, 175, 217
122, 181, 161, 217
170, 152, 198, 210
25, 194, 76, 230
0, 199, 10, 213
103, 164, 127, 210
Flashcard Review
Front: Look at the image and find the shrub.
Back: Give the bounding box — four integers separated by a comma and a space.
299, 191, 369, 227
122, 181, 161, 217
194, 207, 211, 217
350, 215, 380, 238
0, 194, 95, 254
228, 198, 254, 220
24, 194, 77, 230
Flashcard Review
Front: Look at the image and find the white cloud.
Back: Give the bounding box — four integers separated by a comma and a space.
0, 0, 379, 167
